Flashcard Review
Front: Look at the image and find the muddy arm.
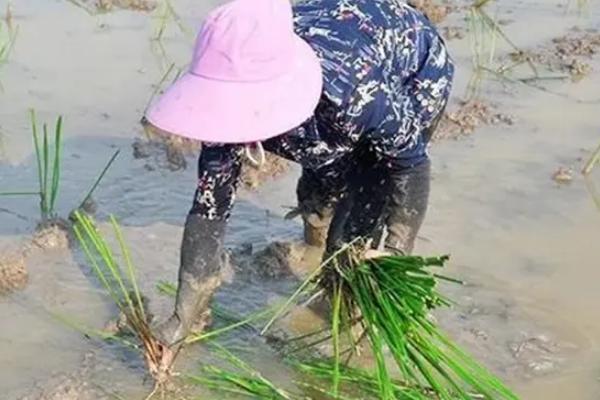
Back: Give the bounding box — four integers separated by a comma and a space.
155, 144, 243, 350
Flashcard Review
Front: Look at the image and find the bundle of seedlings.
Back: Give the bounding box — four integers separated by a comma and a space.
262, 243, 519, 400
72, 212, 168, 390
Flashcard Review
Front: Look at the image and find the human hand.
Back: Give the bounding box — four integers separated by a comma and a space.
363, 249, 392, 260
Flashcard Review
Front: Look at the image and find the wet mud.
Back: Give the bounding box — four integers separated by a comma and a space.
434, 100, 515, 141
409, 0, 455, 24
0, 220, 71, 294
132, 132, 290, 189
31, 220, 71, 251
16, 355, 108, 400
512, 28, 600, 81
74, 0, 157, 13
0, 248, 28, 294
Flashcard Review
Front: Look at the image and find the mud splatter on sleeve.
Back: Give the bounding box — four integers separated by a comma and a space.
189, 144, 244, 220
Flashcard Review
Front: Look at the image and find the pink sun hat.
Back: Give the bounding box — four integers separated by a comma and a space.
145, 0, 323, 144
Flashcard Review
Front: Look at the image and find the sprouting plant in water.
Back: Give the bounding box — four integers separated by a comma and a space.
30, 110, 64, 221
566, 0, 590, 15
149, 0, 193, 69
0, 8, 15, 63
0, 110, 119, 224
583, 141, 600, 212
143, 62, 183, 114
465, 0, 541, 100
188, 343, 297, 399
152, 0, 192, 43
0, 4, 18, 89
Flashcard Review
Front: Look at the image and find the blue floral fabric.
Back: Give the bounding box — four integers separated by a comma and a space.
190, 0, 454, 220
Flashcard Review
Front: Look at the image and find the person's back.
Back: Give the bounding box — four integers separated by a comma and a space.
142, 0, 454, 370
292, 0, 453, 167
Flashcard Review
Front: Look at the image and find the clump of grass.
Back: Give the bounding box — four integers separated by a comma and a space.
262, 243, 518, 400
72, 211, 167, 389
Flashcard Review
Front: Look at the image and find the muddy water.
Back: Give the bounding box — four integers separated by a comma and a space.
1, 0, 600, 399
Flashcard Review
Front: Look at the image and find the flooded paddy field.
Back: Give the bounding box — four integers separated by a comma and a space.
1, 0, 599, 399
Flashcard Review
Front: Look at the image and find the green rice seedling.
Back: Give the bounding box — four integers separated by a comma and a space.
30, 110, 64, 221
0, 15, 16, 65
72, 211, 167, 388
263, 243, 518, 400
188, 343, 297, 400
188, 346, 427, 399
583, 141, 600, 212
465, 0, 539, 100
143, 63, 182, 114
1, 112, 118, 224
64, 0, 102, 16
292, 359, 432, 400
0, 12, 18, 90
152, 0, 192, 43
583, 141, 600, 177
75, 149, 120, 212
566, 0, 589, 15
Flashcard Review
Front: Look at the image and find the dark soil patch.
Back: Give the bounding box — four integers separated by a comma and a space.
434, 100, 515, 141
133, 132, 290, 190
510, 28, 600, 81
0, 248, 28, 294
233, 241, 305, 279
32, 219, 71, 251
409, 0, 455, 24
72, 0, 157, 13
442, 25, 466, 41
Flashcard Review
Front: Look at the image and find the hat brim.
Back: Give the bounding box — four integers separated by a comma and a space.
145, 35, 323, 144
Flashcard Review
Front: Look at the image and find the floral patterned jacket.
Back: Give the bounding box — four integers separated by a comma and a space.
190, 0, 455, 220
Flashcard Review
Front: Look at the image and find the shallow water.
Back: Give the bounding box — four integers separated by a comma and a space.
1, 0, 600, 399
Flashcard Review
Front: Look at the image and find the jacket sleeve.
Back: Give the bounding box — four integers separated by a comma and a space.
189, 144, 244, 220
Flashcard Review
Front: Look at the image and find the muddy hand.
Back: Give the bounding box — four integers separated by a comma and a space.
156, 341, 180, 375
363, 249, 392, 260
